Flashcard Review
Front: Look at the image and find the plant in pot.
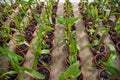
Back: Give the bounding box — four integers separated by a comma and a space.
57, 16, 79, 53
59, 61, 83, 80
65, 32, 81, 67
10, 17, 30, 54
89, 27, 110, 56
0, 46, 45, 80
98, 44, 120, 80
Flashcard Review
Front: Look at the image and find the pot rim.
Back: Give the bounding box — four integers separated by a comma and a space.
94, 53, 105, 69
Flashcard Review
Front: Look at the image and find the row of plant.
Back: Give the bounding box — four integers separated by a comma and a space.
57, 0, 83, 80
0, 0, 58, 80
31, 1, 58, 80
79, 0, 120, 79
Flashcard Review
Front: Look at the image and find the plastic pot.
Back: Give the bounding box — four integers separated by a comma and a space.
44, 40, 53, 52
30, 19, 37, 26
24, 31, 33, 43
44, 31, 54, 41
34, 67, 50, 80
77, 73, 84, 80
25, 24, 36, 33
98, 69, 110, 80
0, 38, 4, 46
7, 67, 18, 80
15, 44, 29, 54
94, 53, 105, 69
91, 45, 108, 56
116, 41, 120, 52
38, 54, 52, 67
11, 3, 18, 9
16, 51, 26, 66
2, 14, 8, 22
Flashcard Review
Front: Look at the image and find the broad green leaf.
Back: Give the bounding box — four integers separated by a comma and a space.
13, 35, 24, 41
57, 17, 65, 25
101, 62, 120, 75
40, 49, 50, 54
59, 61, 81, 80
70, 39, 77, 55
22, 67, 45, 79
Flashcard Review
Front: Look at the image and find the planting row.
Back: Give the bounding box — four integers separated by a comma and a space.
79, 0, 120, 80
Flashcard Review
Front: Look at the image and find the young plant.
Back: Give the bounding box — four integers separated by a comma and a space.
100, 44, 120, 78
32, 15, 53, 69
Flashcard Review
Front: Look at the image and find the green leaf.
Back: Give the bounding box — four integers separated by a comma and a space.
68, 55, 77, 65
13, 35, 24, 41
70, 39, 77, 55
115, 23, 120, 33
101, 62, 120, 75
57, 17, 65, 25
98, 27, 109, 34
59, 61, 81, 80
67, 17, 79, 28
22, 67, 45, 79
105, 44, 116, 66
0, 71, 18, 78
94, 6, 98, 17
40, 49, 50, 54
